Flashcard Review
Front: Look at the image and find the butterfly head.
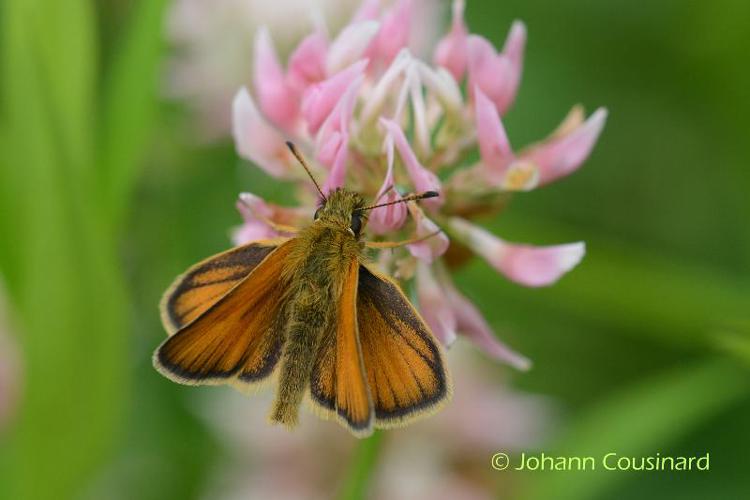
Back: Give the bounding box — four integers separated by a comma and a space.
313, 188, 367, 238
285, 141, 439, 239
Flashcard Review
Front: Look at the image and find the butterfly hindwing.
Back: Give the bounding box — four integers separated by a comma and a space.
153, 239, 295, 386
356, 263, 451, 427
309, 258, 374, 436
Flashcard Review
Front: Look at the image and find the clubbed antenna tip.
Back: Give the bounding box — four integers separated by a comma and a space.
356, 190, 439, 212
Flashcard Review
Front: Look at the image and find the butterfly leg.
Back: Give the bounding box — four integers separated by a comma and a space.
365, 230, 442, 249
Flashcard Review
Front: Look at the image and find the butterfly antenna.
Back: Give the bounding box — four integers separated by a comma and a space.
356, 191, 439, 212
375, 183, 395, 202
286, 141, 326, 201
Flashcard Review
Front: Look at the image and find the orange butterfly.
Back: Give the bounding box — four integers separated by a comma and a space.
153, 143, 451, 437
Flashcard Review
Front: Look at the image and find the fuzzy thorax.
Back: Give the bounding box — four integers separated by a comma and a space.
270, 188, 366, 427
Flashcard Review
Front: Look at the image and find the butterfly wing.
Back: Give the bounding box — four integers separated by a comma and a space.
356, 263, 451, 428
309, 258, 374, 437
153, 239, 296, 386
160, 239, 287, 334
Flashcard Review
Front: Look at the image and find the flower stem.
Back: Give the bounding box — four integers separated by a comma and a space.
338, 431, 385, 500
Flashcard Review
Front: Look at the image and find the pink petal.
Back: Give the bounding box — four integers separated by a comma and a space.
232, 88, 292, 178
523, 108, 608, 186
407, 204, 449, 263
240, 193, 312, 226
302, 60, 367, 135
445, 284, 531, 370
433, 0, 468, 81
475, 85, 514, 181
498, 242, 586, 287
232, 220, 279, 246
232, 195, 278, 245
392, 75, 413, 125
326, 21, 379, 74
416, 262, 457, 346
408, 64, 431, 157
238, 192, 275, 219
287, 32, 328, 94
379, 118, 443, 209
467, 22, 525, 115
315, 75, 363, 168
232, 193, 309, 246
416, 62, 463, 114
317, 130, 343, 168
503, 20, 527, 70
241, 192, 309, 224
253, 27, 298, 130
368, 136, 408, 234
321, 135, 349, 194
360, 49, 411, 123
373, 0, 412, 65
449, 217, 585, 287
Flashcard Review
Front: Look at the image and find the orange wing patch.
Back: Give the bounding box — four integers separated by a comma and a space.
153, 239, 295, 385
357, 263, 451, 427
160, 240, 285, 334
309, 259, 374, 436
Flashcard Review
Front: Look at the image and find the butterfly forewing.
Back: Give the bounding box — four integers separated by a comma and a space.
154, 239, 295, 385
161, 239, 285, 333
356, 263, 451, 427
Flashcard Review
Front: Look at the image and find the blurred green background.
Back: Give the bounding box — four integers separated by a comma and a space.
0, 0, 748, 499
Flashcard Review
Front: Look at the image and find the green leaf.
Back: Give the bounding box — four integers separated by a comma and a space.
518, 357, 750, 500
98, 0, 169, 225
712, 321, 750, 365
0, 1, 134, 498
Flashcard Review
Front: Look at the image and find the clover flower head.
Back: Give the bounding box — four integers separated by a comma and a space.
231, 0, 607, 368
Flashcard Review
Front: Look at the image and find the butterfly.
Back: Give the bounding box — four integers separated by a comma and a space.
153, 142, 451, 437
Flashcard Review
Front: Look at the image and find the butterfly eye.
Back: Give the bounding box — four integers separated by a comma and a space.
314, 207, 323, 220
350, 213, 362, 236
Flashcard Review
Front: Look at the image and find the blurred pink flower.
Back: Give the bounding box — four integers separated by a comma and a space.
375, 346, 552, 499
253, 27, 300, 131
199, 347, 552, 500
227, 0, 606, 366
232, 88, 292, 178
198, 389, 356, 500
166, 0, 443, 138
